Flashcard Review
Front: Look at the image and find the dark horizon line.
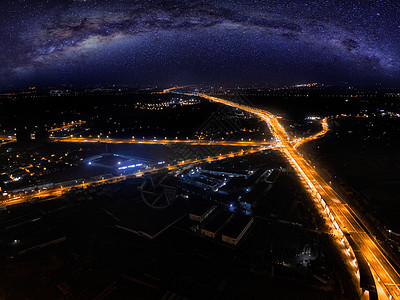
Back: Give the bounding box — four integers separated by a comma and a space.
2, 82, 400, 93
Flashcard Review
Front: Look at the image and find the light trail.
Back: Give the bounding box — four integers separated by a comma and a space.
162, 85, 194, 93
0, 138, 14, 146
196, 92, 400, 300
3, 85, 396, 298
48, 120, 86, 132
0, 93, 332, 209
293, 117, 329, 148
1, 126, 328, 148
52, 136, 271, 147
0, 86, 330, 150
0, 146, 268, 208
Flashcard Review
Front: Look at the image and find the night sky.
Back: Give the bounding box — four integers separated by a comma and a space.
1, 0, 399, 88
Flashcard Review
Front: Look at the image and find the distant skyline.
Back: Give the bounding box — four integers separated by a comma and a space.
1, 0, 400, 89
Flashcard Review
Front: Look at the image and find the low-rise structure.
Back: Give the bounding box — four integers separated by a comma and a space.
189, 202, 216, 223
201, 211, 232, 239
221, 214, 254, 245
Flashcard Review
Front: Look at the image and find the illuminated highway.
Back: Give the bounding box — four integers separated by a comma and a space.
48, 120, 86, 132
293, 117, 329, 148
0, 129, 327, 148
196, 92, 400, 300
0, 146, 266, 208
162, 85, 193, 93
0, 116, 329, 150
2, 88, 396, 297
0, 119, 331, 207
0, 101, 335, 209
0, 137, 14, 146
52, 136, 271, 147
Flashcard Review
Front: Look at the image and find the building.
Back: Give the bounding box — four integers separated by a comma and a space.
85, 153, 148, 173
189, 202, 216, 223
221, 214, 254, 245
201, 210, 232, 239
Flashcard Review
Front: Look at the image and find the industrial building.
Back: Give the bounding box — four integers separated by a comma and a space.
201, 210, 232, 239
189, 202, 216, 223
85, 153, 148, 173
221, 214, 254, 245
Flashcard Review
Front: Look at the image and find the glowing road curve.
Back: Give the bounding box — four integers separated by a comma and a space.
196, 92, 400, 300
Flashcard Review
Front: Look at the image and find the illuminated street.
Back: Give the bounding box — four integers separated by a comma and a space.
1, 0, 400, 297
48, 120, 86, 132
195, 92, 400, 300
0, 116, 330, 149
0, 117, 331, 209
52, 136, 272, 147
293, 117, 329, 148
0, 113, 331, 210
0, 146, 266, 208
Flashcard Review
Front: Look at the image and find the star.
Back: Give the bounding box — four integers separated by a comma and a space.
0, 0, 399, 88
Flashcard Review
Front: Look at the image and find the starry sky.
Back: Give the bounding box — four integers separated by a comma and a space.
1, 0, 399, 88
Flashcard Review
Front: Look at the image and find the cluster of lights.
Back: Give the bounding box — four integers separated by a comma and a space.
49, 120, 85, 133
294, 82, 321, 88
135, 98, 199, 110
118, 163, 143, 170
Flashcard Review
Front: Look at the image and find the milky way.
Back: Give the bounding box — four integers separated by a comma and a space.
1, 0, 400, 88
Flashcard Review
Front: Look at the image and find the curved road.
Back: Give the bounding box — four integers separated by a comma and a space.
196, 92, 400, 300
